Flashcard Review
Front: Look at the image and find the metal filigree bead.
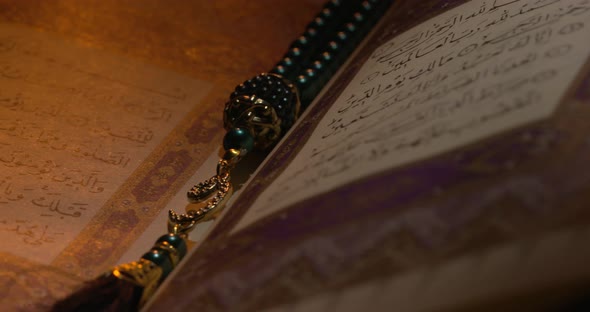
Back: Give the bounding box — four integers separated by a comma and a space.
223, 73, 300, 150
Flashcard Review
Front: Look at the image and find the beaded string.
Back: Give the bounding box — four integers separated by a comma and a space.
222, 0, 394, 154
51, 1, 395, 310
173, 0, 394, 290
154, 0, 395, 303
272, 0, 393, 108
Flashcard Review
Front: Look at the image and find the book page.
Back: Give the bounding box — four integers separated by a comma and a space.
0, 1, 329, 308
232, 0, 590, 233
147, 1, 590, 311
263, 225, 590, 312
0, 24, 211, 264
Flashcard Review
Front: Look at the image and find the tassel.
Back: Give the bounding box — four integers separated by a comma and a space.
50, 273, 143, 312
52, 233, 186, 311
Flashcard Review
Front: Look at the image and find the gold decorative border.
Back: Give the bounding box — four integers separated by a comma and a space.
51, 87, 225, 277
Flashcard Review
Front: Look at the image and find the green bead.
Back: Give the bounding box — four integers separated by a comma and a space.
156, 234, 187, 260
291, 47, 301, 57
314, 17, 325, 27
223, 128, 254, 152
312, 61, 323, 70
297, 75, 307, 85
297, 36, 308, 45
274, 65, 286, 74
354, 12, 364, 22
346, 22, 356, 32
141, 248, 173, 280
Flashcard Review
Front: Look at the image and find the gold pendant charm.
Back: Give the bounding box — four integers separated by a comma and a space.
167, 149, 240, 236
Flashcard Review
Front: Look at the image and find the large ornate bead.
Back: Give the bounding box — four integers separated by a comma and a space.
223, 73, 300, 151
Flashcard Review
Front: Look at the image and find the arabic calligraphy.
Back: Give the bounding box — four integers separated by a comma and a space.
0, 219, 64, 246
0, 24, 210, 264
232, 0, 590, 233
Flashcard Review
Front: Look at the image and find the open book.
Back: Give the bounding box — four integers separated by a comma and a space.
148, 0, 590, 311
3, 0, 590, 311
